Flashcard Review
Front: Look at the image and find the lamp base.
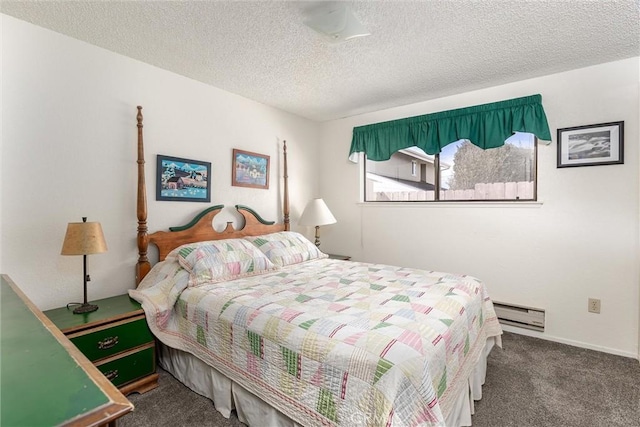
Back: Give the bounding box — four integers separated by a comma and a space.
73, 303, 99, 314
314, 225, 321, 247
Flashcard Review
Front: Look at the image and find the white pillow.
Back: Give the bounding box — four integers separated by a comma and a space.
244, 231, 328, 267
174, 239, 278, 286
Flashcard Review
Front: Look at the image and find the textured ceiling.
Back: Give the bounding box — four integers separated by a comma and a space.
2, 1, 639, 122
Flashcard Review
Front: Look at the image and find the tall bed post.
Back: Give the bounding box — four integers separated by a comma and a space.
136, 106, 150, 285
283, 140, 290, 231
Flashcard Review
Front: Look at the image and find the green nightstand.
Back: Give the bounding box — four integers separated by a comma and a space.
44, 293, 158, 395
328, 254, 351, 260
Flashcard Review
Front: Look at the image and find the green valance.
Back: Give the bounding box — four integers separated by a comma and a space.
349, 94, 552, 162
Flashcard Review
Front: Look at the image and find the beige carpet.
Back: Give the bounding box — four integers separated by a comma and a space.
121, 332, 640, 427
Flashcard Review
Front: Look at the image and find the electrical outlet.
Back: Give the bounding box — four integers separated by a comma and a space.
588, 298, 601, 314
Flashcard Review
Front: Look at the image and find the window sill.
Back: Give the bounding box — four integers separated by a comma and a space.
357, 201, 544, 208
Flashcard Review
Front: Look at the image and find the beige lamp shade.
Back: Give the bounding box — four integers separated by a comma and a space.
299, 198, 337, 227
61, 220, 108, 255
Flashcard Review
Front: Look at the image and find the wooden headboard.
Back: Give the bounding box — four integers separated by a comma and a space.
135, 106, 290, 285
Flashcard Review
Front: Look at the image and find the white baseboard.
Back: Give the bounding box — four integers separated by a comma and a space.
500, 324, 639, 360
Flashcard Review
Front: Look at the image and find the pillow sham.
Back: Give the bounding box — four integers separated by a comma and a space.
175, 239, 278, 286
244, 231, 328, 267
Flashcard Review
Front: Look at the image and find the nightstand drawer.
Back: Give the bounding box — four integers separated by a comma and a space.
96, 344, 156, 388
69, 316, 153, 362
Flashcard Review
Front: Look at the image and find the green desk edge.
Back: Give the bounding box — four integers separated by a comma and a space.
1, 275, 131, 426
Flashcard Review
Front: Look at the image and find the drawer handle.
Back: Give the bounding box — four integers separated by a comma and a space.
98, 336, 119, 350
104, 370, 119, 381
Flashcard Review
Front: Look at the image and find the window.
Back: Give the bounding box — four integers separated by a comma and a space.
365, 132, 536, 202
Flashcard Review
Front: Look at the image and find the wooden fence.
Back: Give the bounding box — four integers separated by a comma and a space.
372, 181, 534, 201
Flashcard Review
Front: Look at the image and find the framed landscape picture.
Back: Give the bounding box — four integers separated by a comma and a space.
156, 155, 211, 202
232, 149, 270, 189
557, 121, 624, 168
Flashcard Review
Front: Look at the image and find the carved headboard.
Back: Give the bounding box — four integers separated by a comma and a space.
134, 106, 290, 285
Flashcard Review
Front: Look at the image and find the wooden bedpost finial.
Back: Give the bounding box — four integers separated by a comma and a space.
136, 105, 150, 284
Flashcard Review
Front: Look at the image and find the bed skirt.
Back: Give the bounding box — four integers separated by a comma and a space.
158, 335, 499, 427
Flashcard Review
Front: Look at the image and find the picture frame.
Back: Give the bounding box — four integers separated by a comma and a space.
232, 149, 270, 189
156, 155, 211, 202
557, 121, 624, 168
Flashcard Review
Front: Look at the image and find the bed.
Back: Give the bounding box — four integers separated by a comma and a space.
129, 106, 503, 426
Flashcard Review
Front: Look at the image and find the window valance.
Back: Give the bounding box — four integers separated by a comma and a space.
348, 94, 552, 162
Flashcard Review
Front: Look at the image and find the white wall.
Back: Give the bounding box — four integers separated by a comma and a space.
318, 58, 640, 358
1, 15, 320, 309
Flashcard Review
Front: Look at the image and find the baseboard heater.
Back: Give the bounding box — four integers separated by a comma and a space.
493, 301, 545, 332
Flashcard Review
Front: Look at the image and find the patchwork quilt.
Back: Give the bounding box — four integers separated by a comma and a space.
131, 257, 502, 426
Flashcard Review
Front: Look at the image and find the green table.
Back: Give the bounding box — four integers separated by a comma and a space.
1, 274, 132, 426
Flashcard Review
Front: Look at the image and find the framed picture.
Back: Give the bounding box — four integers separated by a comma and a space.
232, 149, 270, 189
156, 155, 211, 202
557, 121, 624, 168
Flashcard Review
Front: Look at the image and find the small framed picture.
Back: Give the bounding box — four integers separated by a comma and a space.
557, 121, 624, 168
232, 149, 270, 189
156, 155, 211, 202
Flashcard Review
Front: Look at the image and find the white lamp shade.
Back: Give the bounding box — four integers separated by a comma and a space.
299, 199, 337, 227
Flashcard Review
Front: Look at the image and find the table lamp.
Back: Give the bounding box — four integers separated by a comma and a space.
61, 217, 108, 314
299, 198, 337, 247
